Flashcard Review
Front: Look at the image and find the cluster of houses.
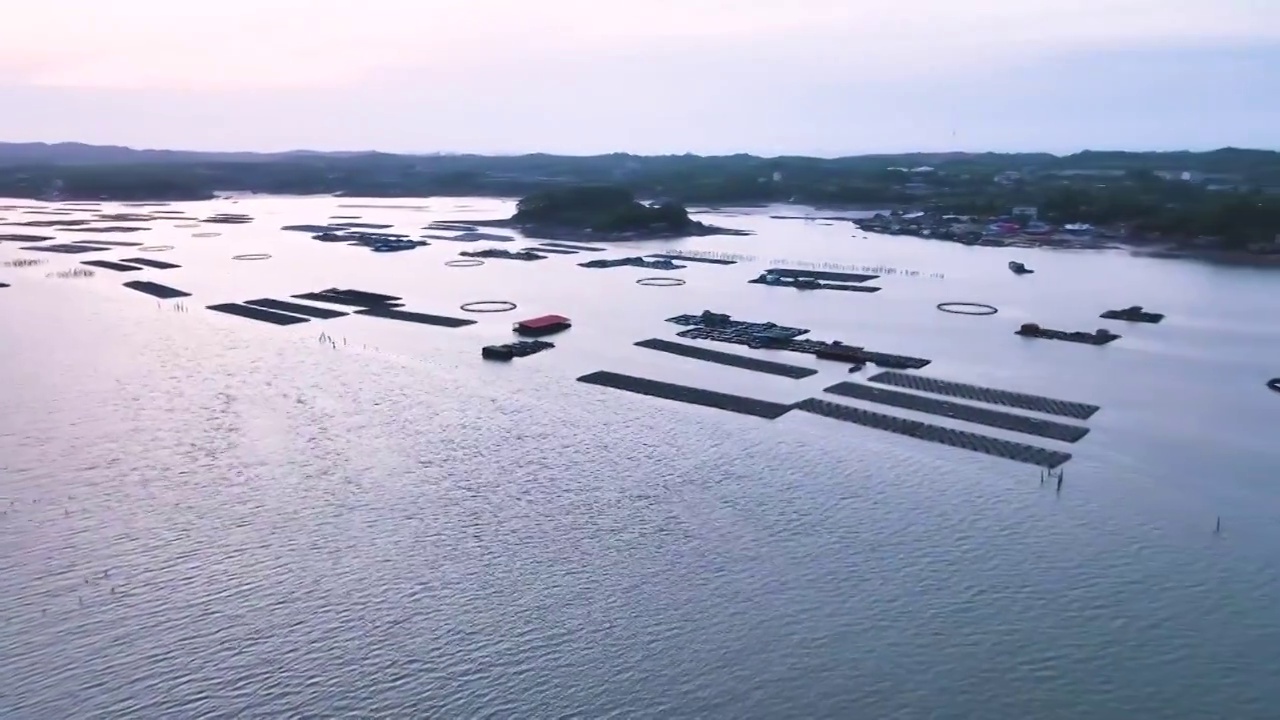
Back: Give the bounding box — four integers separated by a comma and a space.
853, 207, 1121, 249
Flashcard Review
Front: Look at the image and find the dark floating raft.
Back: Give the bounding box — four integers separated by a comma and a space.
748, 274, 882, 293
283, 224, 346, 233
81, 260, 143, 272
244, 298, 348, 319
635, 338, 817, 379
1016, 323, 1120, 346
867, 371, 1100, 420
24, 243, 110, 254
290, 288, 403, 308
70, 240, 146, 247
823, 381, 1090, 443
123, 281, 191, 299
353, 306, 476, 328
577, 370, 795, 419
459, 248, 546, 261
668, 311, 930, 370
763, 268, 879, 283
524, 246, 578, 255
482, 339, 555, 360
1100, 305, 1165, 324
579, 256, 685, 270
794, 398, 1072, 468
0, 233, 55, 242
207, 303, 311, 326
62, 226, 150, 233
334, 221, 393, 229
648, 254, 736, 265
118, 257, 181, 269
539, 241, 607, 252
0, 282, 9, 288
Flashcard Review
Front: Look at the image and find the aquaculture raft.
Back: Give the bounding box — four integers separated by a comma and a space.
122, 281, 191, 299
207, 303, 311, 326
514, 314, 571, 337
459, 248, 545, 261
762, 268, 879, 283
119, 257, 180, 269
81, 260, 143, 272
291, 288, 403, 308
822, 381, 1089, 442
244, 298, 348, 319
578, 256, 685, 271
482, 340, 555, 361
748, 273, 882, 293
353, 306, 476, 328
634, 338, 818, 379
577, 371, 794, 419
866, 371, 1100, 420
1016, 323, 1120, 346
1100, 305, 1165, 323
540, 241, 606, 252
793, 398, 1072, 469
647, 254, 736, 265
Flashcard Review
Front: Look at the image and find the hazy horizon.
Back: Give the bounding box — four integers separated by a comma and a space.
3, 0, 1278, 156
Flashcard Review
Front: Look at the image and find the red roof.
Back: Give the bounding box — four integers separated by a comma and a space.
516, 314, 570, 329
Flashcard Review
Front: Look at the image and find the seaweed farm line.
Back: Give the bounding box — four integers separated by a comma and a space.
652, 248, 946, 278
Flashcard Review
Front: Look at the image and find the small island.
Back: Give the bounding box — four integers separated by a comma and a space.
476, 185, 750, 241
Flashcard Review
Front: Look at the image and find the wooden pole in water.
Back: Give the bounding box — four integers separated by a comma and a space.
1215, 516, 1221, 535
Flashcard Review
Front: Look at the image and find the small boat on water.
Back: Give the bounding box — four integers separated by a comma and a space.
1008, 261, 1034, 275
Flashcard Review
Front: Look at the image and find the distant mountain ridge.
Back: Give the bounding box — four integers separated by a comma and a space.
0, 141, 1276, 169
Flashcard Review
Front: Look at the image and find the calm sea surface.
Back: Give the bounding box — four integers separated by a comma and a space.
2, 197, 1278, 719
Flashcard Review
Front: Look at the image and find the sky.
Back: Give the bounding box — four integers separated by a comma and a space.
1, 0, 1278, 156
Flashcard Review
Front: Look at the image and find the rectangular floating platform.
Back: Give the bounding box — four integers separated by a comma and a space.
647, 254, 737, 265
122, 281, 191, 299
482, 339, 555, 360
764, 268, 879, 283
352, 306, 476, 328
577, 370, 795, 419
459, 249, 546, 261
62, 226, 149, 233
0, 233, 54, 242
23, 243, 109, 254
118, 257, 181, 269
524, 246, 578, 255
243, 298, 348, 319
81, 260, 144, 272
634, 338, 818, 379
291, 292, 392, 308
665, 312, 809, 338
207, 303, 311, 326
747, 277, 882, 293
0, 282, 9, 288
673, 324, 932, 370
540, 241, 607, 252
579, 256, 685, 270
794, 398, 1072, 468
1016, 326, 1120, 345
334, 222, 393, 229
866, 371, 1100, 420
1100, 308, 1165, 324
70, 240, 146, 247
823, 381, 1089, 443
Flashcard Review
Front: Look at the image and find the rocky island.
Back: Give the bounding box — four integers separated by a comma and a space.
474, 185, 750, 241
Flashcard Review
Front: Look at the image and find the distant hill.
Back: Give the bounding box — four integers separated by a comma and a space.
0, 142, 384, 166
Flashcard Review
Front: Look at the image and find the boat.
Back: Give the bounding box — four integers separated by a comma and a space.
513, 314, 571, 337
1008, 261, 1034, 275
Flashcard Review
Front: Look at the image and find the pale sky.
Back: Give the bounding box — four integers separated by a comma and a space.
1, 0, 1278, 155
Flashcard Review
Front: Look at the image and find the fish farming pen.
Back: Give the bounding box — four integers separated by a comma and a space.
119, 257, 181, 269
123, 281, 192, 299
748, 274, 882, 293
524, 246, 579, 255
450, 232, 514, 242
541, 242, 607, 252
578, 256, 685, 271
458, 248, 546, 261
352, 306, 477, 328
1100, 305, 1165, 323
634, 338, 818, 379
1016, 323, 1121, 346
647, 254, 737, 265
24, 243, 111, 254
81, 260, 144, 272
243, 298, 349, 319
425, 222, 480, 232
70, 240, 146, 247
207, 303, 312, 326
866, 371, 1101, 420
63, 226, 151, 233
283, 224, 347, 233
793, 398, 1073, 469
822, 381, 1090, 442
666, 311, 808, 338
762, 268, 880, 283
482, 340, 555, 361
577, 371, 796, 419
666, 312, 930, 369
334, 222, 394, 229
290, 288, 404, 308
0, 233, 55, 242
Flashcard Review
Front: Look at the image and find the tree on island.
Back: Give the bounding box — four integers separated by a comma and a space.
511, 185, 698, 232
